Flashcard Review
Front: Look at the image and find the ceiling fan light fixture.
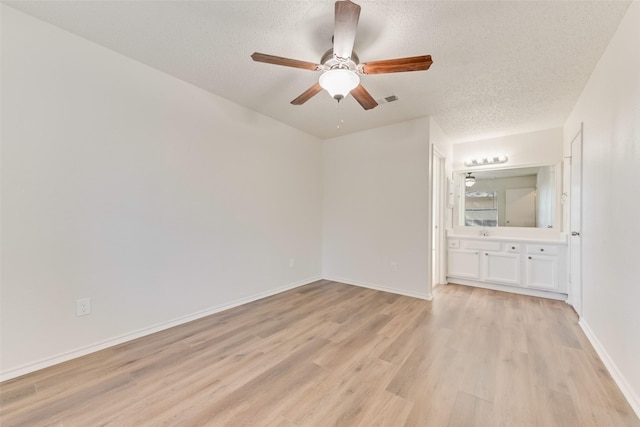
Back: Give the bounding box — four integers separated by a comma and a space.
465, 172, 476, 187
319, 68, 360, 101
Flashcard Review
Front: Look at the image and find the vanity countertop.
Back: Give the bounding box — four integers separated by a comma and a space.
446, 233, 568, 244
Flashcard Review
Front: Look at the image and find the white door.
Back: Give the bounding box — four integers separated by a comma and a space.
569, 124, 583, 315
505, 188, 536, 226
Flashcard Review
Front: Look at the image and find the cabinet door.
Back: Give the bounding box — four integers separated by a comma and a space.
483, 251, 521, 285
526, 255, 558, 290
447, 249, 480, 279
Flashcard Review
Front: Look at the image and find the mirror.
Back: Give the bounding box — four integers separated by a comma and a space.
455, 165, 558, 228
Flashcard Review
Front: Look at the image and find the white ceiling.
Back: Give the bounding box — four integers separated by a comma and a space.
4, 0, 631, 141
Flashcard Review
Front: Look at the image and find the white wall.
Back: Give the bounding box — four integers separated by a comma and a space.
451, 128, 564, 240
1, 6, 323, 379
322, 118, 431, 299
453, 127, 563, 171
430, 117, 454, 167
563, 0, 640, 415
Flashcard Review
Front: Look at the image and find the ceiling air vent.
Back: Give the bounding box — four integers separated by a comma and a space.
376, 95, 398, 105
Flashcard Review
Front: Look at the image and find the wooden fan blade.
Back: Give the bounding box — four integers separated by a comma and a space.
350, 84, 378, 110
360, 55, 433, 74
291, 83, 323, 105
333, 0, 361, 60
251, 52, 321, 71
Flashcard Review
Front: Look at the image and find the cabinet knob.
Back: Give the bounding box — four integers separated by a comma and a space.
528, 256, 532, 260
540, 248, 544, 252
511, 246, 515, 250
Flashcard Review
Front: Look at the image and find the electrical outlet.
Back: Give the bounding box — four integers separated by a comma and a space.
390, 261, 398, 272
289, 258, 295, 268
76, 298, 91, 317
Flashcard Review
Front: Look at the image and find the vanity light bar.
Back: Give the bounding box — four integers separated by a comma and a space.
464, 155, 508, 167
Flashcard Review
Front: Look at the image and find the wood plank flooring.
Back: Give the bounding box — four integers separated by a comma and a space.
1, 280, 638, 426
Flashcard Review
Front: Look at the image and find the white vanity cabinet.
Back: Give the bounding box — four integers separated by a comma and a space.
447, 236, 567, 299
525, 244, 560, 290
447, 248, 481, 279
483, 250, 521, 285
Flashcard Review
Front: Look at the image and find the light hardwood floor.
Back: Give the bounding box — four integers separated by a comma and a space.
1, 281, 638, 426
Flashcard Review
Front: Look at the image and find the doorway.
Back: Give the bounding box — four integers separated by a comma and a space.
431, 147, 446, 291
569, 123, 583, 316
505, 187, 537, 227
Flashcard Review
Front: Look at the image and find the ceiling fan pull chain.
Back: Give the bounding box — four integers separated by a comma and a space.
336, 98, 345, 130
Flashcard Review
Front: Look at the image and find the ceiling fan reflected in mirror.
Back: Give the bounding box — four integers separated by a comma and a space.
251, 0, 433, 110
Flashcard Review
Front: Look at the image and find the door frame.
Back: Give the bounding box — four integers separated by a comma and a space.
430, 146, 447, 292
569, 123, 583, 316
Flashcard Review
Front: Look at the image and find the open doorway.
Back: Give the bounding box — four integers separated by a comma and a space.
431, 147, 447, 291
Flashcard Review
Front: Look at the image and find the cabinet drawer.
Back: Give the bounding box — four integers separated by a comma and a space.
505, 243, 522, 253
448, 239, 460, 249
462, 240, 501, 251
526, 244, 559, 255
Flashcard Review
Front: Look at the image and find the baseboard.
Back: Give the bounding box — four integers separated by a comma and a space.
0, 276, 322, 382
579, 318, 640, 419
322, 276, 432, 301
447, 279, 568, 301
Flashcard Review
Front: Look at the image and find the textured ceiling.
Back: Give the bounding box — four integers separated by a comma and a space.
4, 0, 631, 141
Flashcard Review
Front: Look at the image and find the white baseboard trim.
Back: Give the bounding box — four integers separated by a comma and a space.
322, 276, 432, 301
579, 318, 640, 419
0, 276, 322, 382
447, 278, 568, 301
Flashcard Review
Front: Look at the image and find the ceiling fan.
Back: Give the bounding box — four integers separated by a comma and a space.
251, 0, 433, 110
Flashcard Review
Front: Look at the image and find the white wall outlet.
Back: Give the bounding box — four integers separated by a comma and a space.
390, 261, 398, 272
76, 298, 91, 317
289, 258, 295, 268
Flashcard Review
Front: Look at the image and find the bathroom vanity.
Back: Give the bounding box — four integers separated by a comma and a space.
447, 163, 568, 300
447, 234, 567, 299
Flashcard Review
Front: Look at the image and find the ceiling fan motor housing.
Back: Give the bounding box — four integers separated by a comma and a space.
321, 48, 359, 71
